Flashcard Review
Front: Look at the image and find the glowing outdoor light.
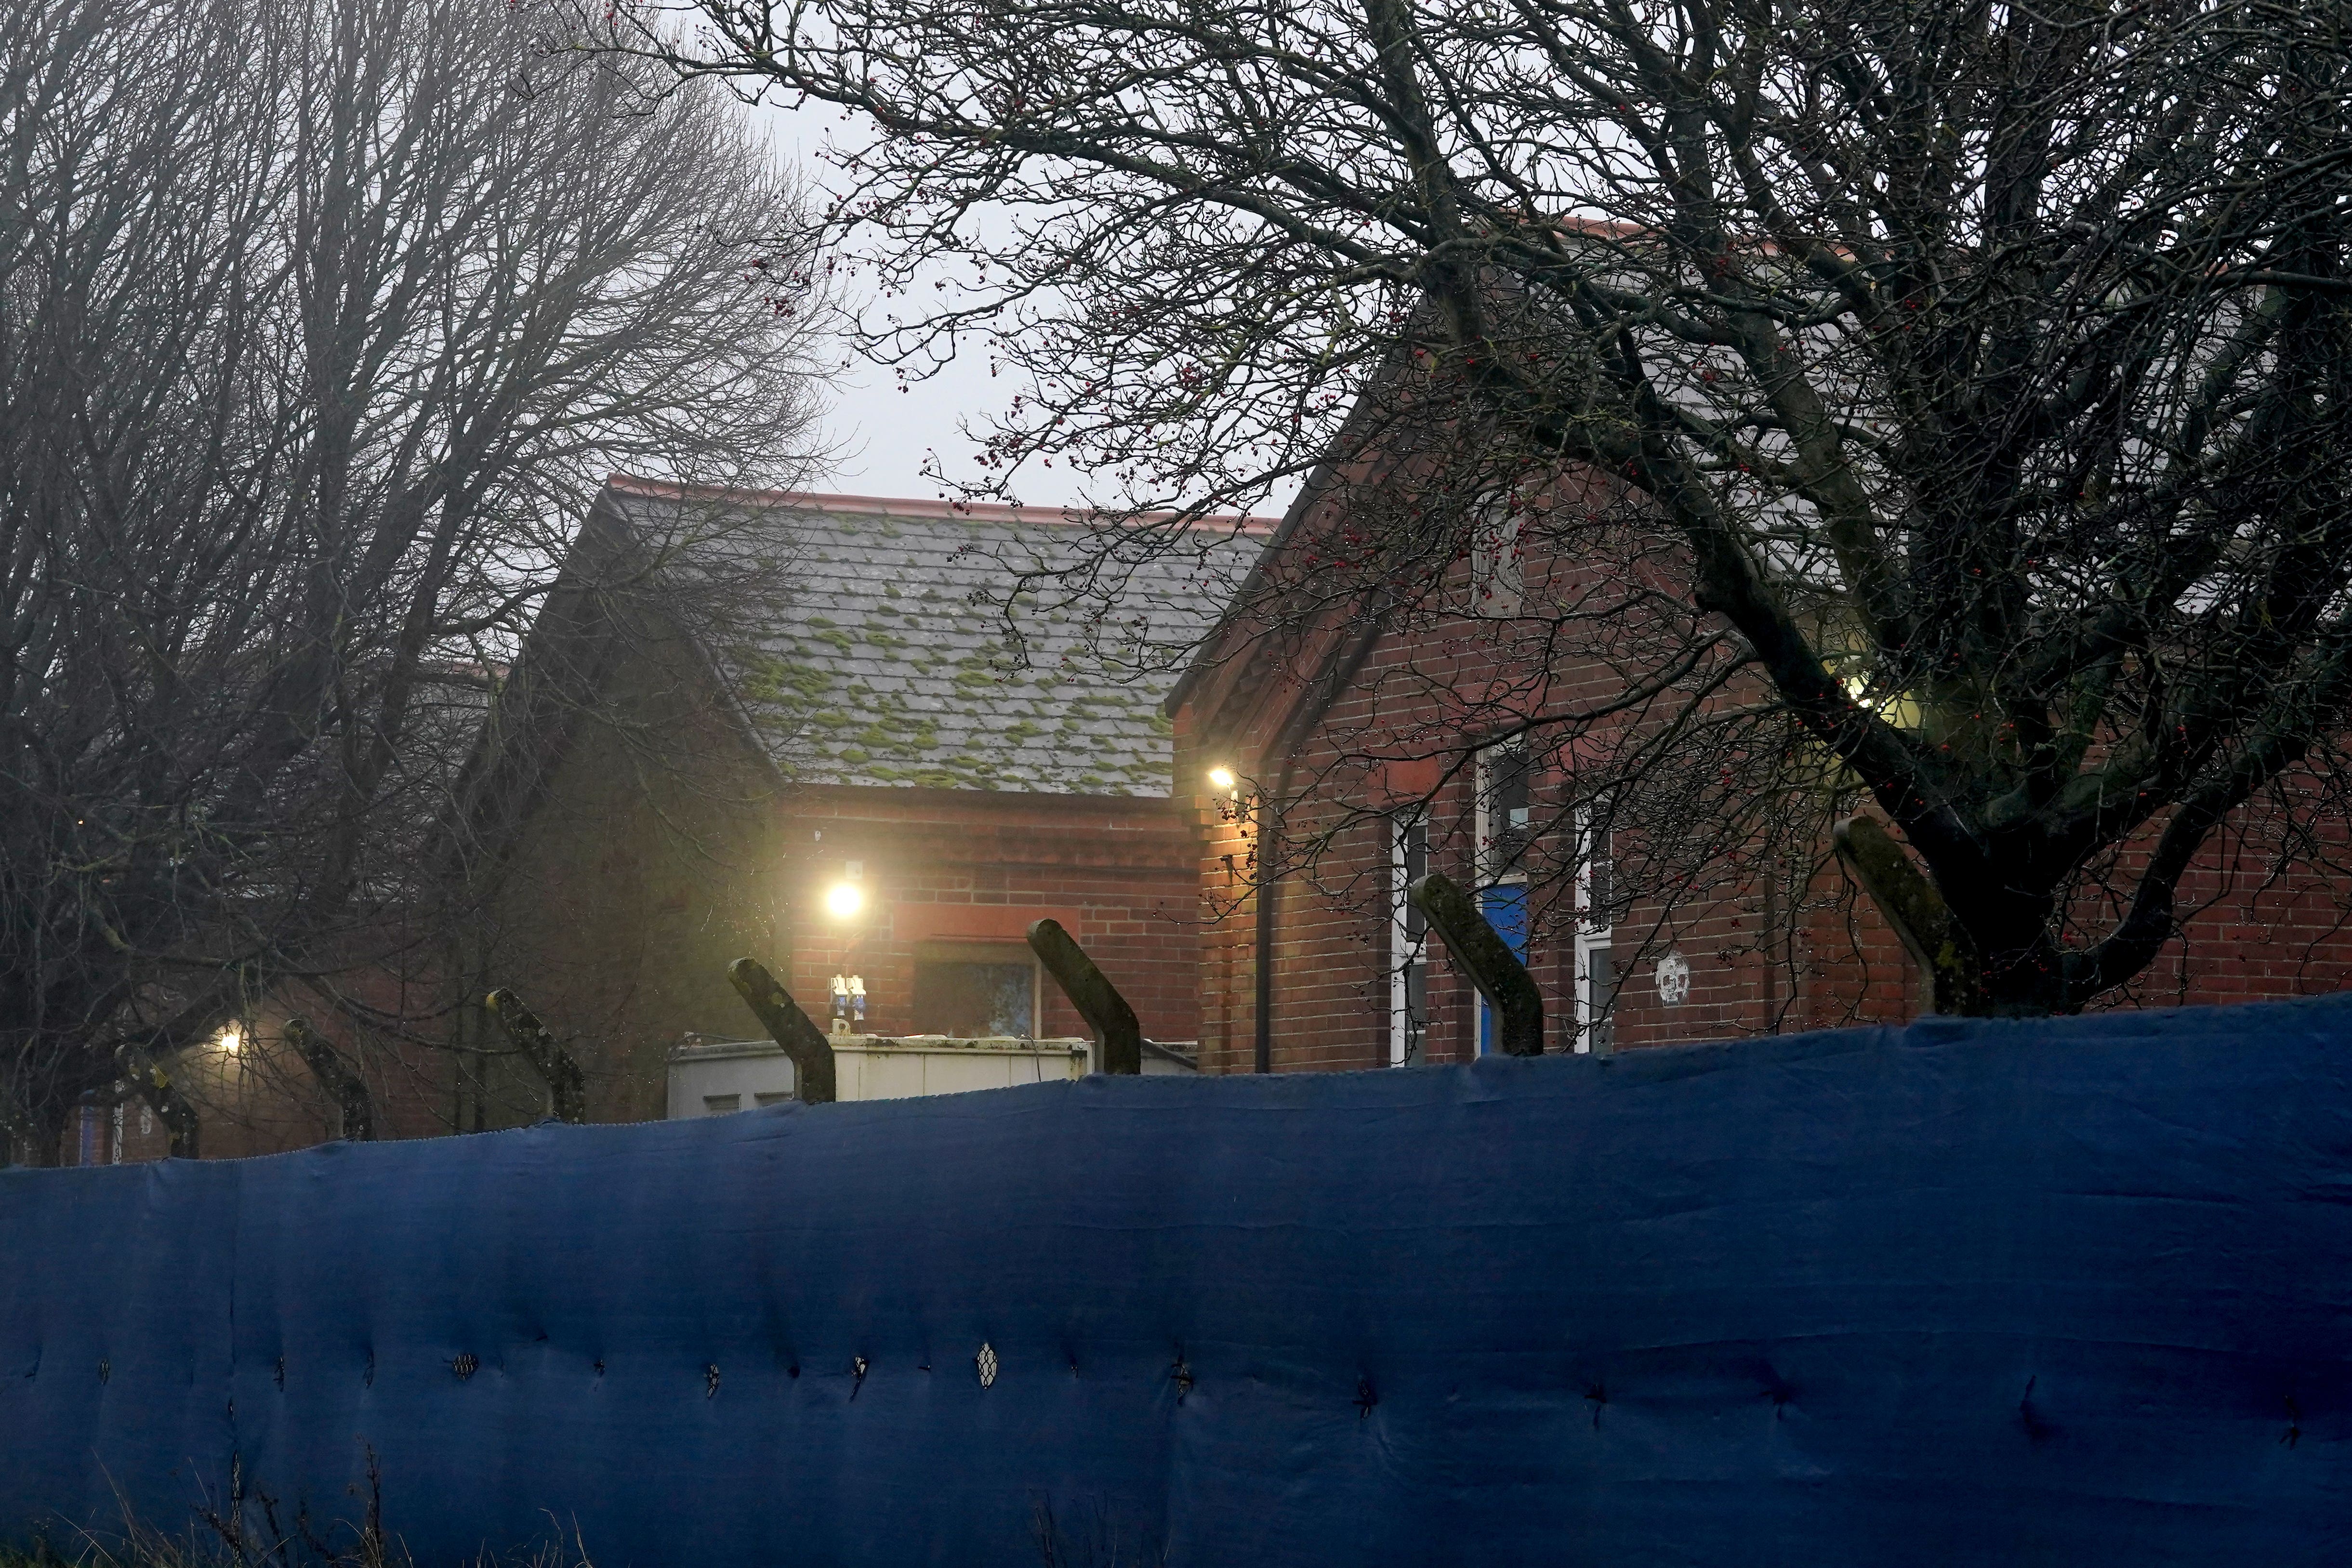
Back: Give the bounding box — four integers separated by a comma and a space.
823, 881, 864, 920
216, 1025, 242, 1054
1207, 766, 1238, 793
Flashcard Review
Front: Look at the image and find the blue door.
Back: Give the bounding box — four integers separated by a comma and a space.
1477, 883, 1529, 1055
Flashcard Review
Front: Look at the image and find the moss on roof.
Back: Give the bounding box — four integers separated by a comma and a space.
609, 491, 1257, 797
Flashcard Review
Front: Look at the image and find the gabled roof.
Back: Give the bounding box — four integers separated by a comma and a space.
1155, 361, 1409, 750
603, 479, 1265, 796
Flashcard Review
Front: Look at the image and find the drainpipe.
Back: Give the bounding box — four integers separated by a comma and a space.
1242, 616, 1389, 1075
1253, 777, 1282, 1074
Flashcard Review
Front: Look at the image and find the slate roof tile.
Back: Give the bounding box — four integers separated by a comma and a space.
607, 485, 1263, 796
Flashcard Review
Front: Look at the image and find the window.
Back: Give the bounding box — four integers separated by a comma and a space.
1477, 737, 1533, 881
753, 1092, 794, 1108
1468, 496, 1525, 618
1573, 801, 1616, 1054
1475, 739, 1533, 1056
702, 1094, 742, 1116
912, 942, 1038, 1037
1390, 813, 1429, 1066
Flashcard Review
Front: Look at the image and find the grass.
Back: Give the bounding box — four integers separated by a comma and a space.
5, 1466, 1158, 1568
0, 1529, 586, 1568
0, 1460, 589, 1568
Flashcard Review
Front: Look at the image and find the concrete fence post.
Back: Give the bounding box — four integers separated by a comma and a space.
727, 957, 839, 1104
284, 1017, 375, 1141
484, 989, 588, 1123
1027, 918, 1143, 1075
1411, 873, 1545, 1057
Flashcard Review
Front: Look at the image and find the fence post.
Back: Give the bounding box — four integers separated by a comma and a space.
1027, 918, 1142, 1075
727, 958, 838, 1104
284, 1017, 374, 1141
118, 1051, 201, 1158
1411, 873, 1545, 1057
484, 989, 587, 1123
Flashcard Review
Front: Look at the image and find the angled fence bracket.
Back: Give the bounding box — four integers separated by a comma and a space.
114, 1045, 201, 1158
284, 1017, 375, 1141
485, 988, 587, 1123
727, 957, 838, 1104
1028, 918, 1142, 1075
1411, 873, 1544, 1057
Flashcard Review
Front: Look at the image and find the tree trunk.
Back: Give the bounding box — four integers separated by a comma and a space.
1833, 816, 2069, 1018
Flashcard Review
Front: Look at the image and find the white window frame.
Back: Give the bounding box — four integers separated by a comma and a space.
1572, 802, 1615, 1054
1389, 812, 1429, 1066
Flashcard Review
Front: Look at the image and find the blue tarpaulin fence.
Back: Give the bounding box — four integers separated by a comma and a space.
6, 996, 2352, 1565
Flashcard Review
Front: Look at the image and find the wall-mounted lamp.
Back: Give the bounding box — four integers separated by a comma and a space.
1206, 766, 1238, 794
216, 1025, 242, 1055
823, 881, 865, 920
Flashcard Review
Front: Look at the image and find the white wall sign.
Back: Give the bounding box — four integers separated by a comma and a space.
1655, 950, 1692, 1006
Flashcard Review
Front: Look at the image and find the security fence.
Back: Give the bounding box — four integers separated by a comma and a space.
5, 996, 2352, 1565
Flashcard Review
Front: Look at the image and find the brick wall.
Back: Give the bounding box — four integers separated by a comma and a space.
107, 628, 1203, 1160
1175, 490, 2352, 1073
779, 785, 1202, 1046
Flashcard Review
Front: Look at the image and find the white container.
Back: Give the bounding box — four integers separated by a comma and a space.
666, 1031, 1189, 1116
830, 1034, 1092, 1101
665, 1037, 799, 1119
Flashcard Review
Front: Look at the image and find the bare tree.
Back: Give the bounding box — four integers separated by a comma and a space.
612, 0, 2352, 1018
0, 0, 829, 1160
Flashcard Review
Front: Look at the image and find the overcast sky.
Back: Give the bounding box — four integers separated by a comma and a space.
816, 339, 1025, 505
757, 100, 1300, 517
799, 271, 1019, 503
752, 101, 1087, 508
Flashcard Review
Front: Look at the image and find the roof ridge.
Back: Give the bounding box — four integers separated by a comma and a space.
602, 475, 1262, 795
605, 473, 1274, 533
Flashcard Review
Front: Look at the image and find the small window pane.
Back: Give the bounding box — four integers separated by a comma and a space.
752, 1092, 793, 1108
702, 1094, 742, 1115
1587, 824, 1613, 919
1480, 739, 1533, 879
913, 961, 1035, 1036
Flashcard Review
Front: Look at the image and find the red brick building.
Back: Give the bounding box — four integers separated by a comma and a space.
429, 480, 1267, 1131
68, 482, 1258, 1160
1168, 471, 2352, 1076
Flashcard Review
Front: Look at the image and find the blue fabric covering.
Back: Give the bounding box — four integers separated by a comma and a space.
6, 996, 2352, 1565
